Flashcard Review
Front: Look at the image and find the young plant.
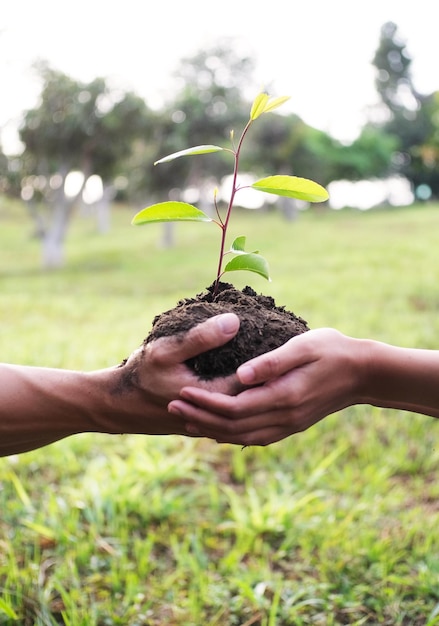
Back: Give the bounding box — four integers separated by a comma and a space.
132, 93, 329, 294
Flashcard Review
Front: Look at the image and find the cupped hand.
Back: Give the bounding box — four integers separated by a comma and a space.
168, 328, 365, 445
115, 312, 244, 435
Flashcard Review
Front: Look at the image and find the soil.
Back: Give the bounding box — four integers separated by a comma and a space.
145, 282, 310, 380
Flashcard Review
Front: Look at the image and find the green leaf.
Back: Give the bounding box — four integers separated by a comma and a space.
132, 201, 212, 225
231, 236, 246, 252
230, 236, 259, 254
154, 145, 224, 165
251, 175, 329, 203
223, 253, 270, 280
250, 93, 290, 120
261, 95, 290, 114
250, 93, 270, 120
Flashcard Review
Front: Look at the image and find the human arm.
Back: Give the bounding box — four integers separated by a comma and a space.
0, 313, 241, 456
168, 328, 439, 446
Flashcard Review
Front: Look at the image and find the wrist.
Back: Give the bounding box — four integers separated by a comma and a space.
348, 337, 380, 406
86, 364, 180, 436
84, 366, 144, 434
354, 338, 403, 408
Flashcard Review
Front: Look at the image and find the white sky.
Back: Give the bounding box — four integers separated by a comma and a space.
1, 1, 438, 154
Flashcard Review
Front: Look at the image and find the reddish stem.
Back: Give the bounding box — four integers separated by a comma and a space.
213, 120, 252, 296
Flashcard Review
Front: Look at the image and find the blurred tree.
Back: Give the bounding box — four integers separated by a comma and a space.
149, 41, 255, 204
239, 113, 334, 217
19, 62, 151, 267
412, 91, 439, 198
126, 40, 258, 246
119, 38, 401, 222
243, 112, 396, 205
330, 126, 397, 181
371, 21, 438, 197
372, 21, 416, 114
0, 144, 8, 195
243, 112, 335, 192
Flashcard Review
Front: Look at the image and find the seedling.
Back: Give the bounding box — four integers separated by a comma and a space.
132, 92, 329, 294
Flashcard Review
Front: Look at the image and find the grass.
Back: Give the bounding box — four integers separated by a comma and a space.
1, 197, 439, 624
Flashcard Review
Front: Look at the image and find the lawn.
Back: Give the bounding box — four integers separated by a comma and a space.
1, 198, 439, 625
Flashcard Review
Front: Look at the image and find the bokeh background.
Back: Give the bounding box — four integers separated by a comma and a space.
1, 2, 439, 624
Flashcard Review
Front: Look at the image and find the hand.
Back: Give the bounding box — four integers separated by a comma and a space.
102, 312, 244, 436
0, 313, 243, 456
168, 328, 365, 445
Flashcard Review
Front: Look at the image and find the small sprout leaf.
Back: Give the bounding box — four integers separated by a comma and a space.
262, 95, 291, 114
251, 175, 329, 203
154, 145, 224, 165
224, 253, 270, 281
132, 201, 212, 225
231, 236, 247, 252
230, 236, 259, 254
250, 93, 290, 120
250, 93, 270, 120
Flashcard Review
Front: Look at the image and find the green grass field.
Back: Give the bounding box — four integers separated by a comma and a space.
1, 197, 439, 625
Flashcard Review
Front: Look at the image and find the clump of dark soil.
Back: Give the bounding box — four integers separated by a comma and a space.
145, 282, 309, 380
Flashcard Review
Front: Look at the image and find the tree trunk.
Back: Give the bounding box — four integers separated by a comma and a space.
42, 168, 87, 269
42, 193, 71, 269
26, 198, 47, 239
95, 184, 115, 234
160, 222, 175, 248
42, 232, 65, 269
279, 196, 299, 221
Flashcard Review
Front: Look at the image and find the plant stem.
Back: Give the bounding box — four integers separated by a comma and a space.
213, 119, 253, 296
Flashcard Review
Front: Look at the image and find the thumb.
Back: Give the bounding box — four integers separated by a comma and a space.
152, 313, 240, 365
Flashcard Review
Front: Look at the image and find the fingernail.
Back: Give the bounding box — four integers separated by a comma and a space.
168, 403, 181, 415
217, 313, 239, 335
237, 364, 255, 384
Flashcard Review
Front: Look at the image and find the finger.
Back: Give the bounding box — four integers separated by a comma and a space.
151, 313, 240, 365
237, 332, 315, 385
178, 387, 240, 415
184, 415, 288, 446
179, 383, 288, 418
168, 398, 281, 435
214, 426, 288, 447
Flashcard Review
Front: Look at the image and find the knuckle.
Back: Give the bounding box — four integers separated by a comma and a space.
147, 341, 168, 366
227, 404, 243, 419
188, 323, 204, 345
262, 353, 281, 378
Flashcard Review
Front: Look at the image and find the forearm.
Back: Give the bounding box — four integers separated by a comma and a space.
0, 358, 210, 456
0, 364, 112, 456
359, 340, 439, 418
